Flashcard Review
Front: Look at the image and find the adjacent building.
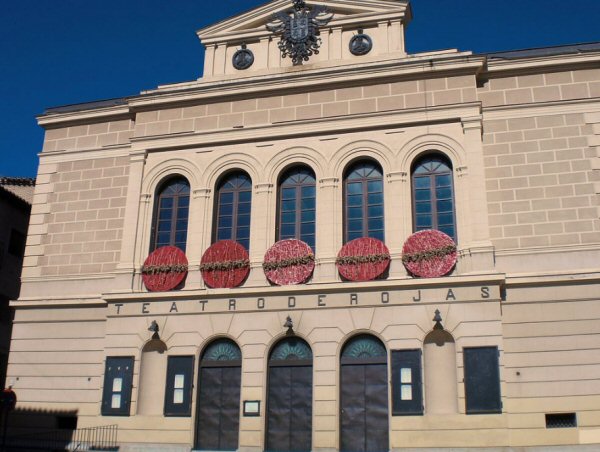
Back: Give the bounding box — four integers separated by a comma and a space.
9, 0, 600, 450
0, 177, 34, 389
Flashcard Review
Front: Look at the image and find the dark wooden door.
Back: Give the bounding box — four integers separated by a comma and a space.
340, 363, 389, 452
195, 365, 241, 450
266, 364, 313, 452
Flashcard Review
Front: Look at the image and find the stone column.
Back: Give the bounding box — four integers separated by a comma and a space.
188, 188, 212, 290
315, 177, 340, 282
329, 27, 343, 61
115, 150, 147, 289
246, 182, 274, 286
386, 171, 409, 278
203, 44, 217, 78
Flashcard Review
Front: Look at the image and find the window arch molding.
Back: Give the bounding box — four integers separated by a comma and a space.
331, 140, 393, 180
263, 331, 314, 362
397, 134, 465, 174
336, 330, 388, 360
200, 152, 262, 191
142, 158, 200, 197
264, 146, 325, 183
199, 336, 242, 363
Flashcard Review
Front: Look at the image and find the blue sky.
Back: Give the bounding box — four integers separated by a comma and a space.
1, 0, 599, 177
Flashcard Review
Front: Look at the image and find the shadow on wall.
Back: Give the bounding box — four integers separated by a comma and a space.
0, 407, 119, 451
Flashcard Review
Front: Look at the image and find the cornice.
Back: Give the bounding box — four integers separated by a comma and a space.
102, 273, 505, 304
129, 103, 481, 153
484, 51, 600, 77
134, 53, 482, 109
37, 105, 132, 127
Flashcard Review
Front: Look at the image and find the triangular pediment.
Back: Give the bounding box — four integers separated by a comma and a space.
198, 0, 411, 42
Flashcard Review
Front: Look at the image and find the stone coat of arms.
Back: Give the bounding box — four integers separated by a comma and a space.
267, 0, 333, 65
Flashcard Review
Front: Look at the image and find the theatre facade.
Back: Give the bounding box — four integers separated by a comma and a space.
10, 0, 600, 450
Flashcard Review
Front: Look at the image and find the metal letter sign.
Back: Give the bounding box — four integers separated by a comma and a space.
267, 0, 333, 65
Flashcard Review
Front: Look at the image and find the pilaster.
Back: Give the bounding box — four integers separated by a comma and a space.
315, 177, 340, 283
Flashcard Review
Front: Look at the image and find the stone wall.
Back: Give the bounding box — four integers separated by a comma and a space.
483, 112, 599, 250
134, 75, 477, 137
23, 157, 129, 278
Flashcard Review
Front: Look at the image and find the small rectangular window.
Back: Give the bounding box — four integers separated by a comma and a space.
546, 413, 577, 428
164, 356, 194, 417
8, 229, 26, 258
391, 350, 423, 415
464, 347, 502, 414
101, 357, 134, 416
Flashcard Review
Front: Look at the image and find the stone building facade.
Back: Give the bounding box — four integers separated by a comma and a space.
9, 0, 600, 450
0, 177, 34, 389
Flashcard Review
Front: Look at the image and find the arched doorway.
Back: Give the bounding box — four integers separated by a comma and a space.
195, 339, 242, 451
340, 334, 389, 452
266, 337, 313, 452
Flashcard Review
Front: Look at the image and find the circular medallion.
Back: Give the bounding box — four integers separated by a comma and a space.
349, 33, 373, 56
200, 240, 250, 289
263, 239, 315, 286
232, 49, 254, 70
402, 230, 457, 278
336, 238, 390, 282
141, 246, 188, 292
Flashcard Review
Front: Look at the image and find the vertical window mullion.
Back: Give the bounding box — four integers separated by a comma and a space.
232, 190, 239, 242
170, 194, 177, 247
429, 175, 438, 230
362, 177, 368, 238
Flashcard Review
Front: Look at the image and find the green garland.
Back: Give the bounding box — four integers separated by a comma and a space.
200, 259, 250, 272
142, 263, 188, 275
402, 245, 457, 264
336, 253, 390, 266
263, 254, 315, 272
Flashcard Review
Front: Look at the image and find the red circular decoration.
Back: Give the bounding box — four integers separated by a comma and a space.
336, 238, 390, 282
201, 240, 250, 288
263, 239, 315, 286
402, 230, 457, 278
142, 246, 188, 292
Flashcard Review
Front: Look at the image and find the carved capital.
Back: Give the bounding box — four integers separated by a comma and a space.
193, 188, 212, 199
387, 171, 408, 183
319, 177, 339, 188
255, 183, 274, 194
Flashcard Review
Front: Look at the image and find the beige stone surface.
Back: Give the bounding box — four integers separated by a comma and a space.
11, 0, 600, 449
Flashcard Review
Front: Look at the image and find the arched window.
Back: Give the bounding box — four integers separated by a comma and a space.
412, 154, 456, 241
214, 172, 252, 251
151, 177, 190, 252
344, 161, 385, 243
277, 166, 316, 250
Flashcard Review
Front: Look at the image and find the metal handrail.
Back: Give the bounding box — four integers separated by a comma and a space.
4, 424, 118, 451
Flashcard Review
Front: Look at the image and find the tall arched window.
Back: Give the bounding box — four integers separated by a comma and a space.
151, 177, 190, 252
344, 161, 384, 243
412, 155, 456, 241
277, 166, 316, 250
214, 172, 252, 251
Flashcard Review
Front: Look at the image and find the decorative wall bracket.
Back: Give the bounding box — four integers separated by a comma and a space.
266, 0, 333, 65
